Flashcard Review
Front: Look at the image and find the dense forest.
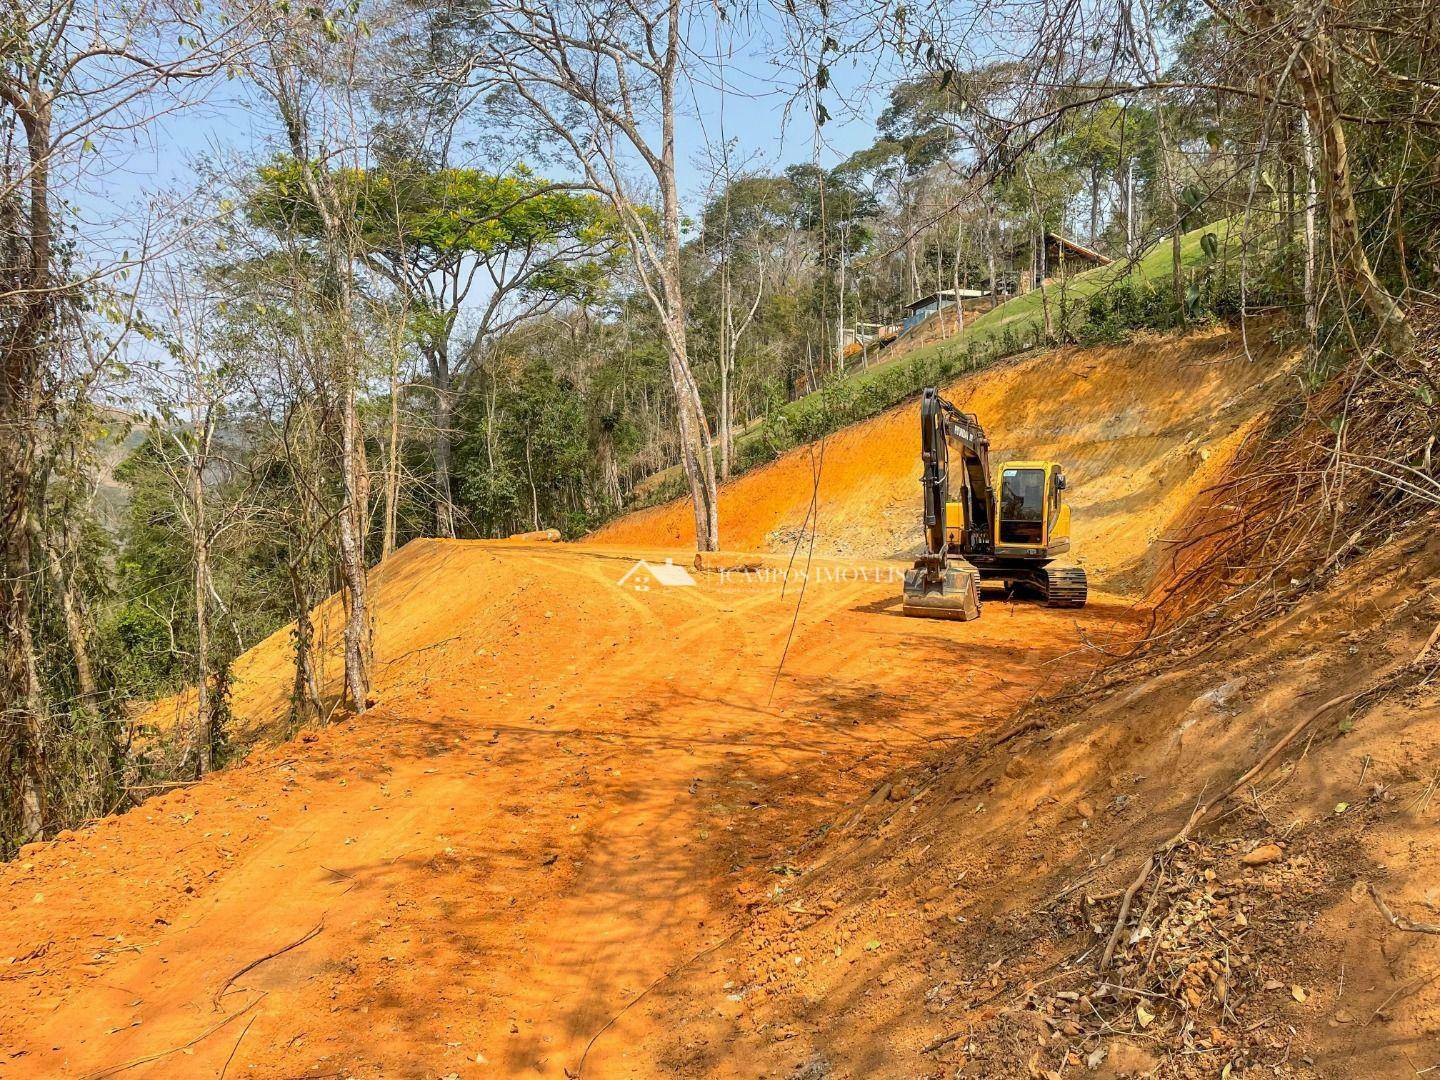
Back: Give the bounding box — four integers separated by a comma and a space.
3, 0, 1437, 853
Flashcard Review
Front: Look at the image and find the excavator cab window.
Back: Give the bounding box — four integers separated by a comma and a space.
998, 467, 1046, 544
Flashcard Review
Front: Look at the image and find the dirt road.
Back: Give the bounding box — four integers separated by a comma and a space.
0, 541, 1135, 1078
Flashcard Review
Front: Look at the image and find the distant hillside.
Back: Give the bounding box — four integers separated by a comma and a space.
631, 221, 1245, 505
91, 406, 147, 530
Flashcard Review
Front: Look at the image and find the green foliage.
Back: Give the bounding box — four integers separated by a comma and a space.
1076, 278, 1182, 343
738, 336, 1003, 474
616, 219, 1256, 514
841, 75, 965, 181
100, 430, 294, 703
252, 160, 612, 259
104, 432, 197, 698
249, 159, 625, 349
452, 357, 601, 537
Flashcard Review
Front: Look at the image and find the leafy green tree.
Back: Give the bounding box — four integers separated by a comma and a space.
453, 356, 594, 536
106, 434, 197, 699
250, 160, 623, 538
1056, 104, 1129, 246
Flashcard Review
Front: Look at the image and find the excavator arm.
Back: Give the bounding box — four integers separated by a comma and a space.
904, 388, 986, 620
917, 387, 993, 558
906, 388, 1089, 618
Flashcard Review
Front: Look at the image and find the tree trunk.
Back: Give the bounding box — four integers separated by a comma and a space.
3, 90, 53, 842
1, 420, 45, 841
1301, 113, 1319, 349
192, 492, 212, 778
523, 434, 540, 531
664, 319, 719, 550
35, 517, 96, 703
952, 215, 964, 336
1023, 164, 1053, 342
837, 227, 848, 375
598, 414, 622, 508
381, 348, 402, 561
287, 560, 321, 724
273, 61, 374, 716
337, 377, 372, 712
429, 350, 457, 539
719, 350, 732, 481
1037, 229, 1052, 340
657, 1, 719, 551
1124, 160, 1136, 259
1152, 105, 1185, 312
986, 200, 999, 298
719, 239, 733, 481
1090, 163, 1101, 247
906, 229, 919, 299
1292, 31, 1413, 355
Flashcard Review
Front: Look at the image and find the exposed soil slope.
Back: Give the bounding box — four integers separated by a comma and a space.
0, 325, 1338, 1080
0, 541, 1138, 1078
630, 524, 1440, 1080
592, 328, 1293, 595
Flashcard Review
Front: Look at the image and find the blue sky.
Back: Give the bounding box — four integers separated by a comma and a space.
66, 10, 894, 379
79, 14, 886, 249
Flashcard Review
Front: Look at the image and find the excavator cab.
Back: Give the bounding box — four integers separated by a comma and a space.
938, 463, 1070, 552
995, 462, 1071, 554
902, 389, 1087, 620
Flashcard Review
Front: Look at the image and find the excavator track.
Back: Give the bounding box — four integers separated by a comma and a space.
1040, 564, 1088, 607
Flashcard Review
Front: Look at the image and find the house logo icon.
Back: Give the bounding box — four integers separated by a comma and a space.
616, 558, 696, 591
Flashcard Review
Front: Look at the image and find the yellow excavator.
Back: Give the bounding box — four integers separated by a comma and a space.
901, 387, 1087, 620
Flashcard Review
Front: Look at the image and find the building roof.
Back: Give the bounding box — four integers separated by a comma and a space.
903, 288, 990, 312
1043, 232, 1112, 266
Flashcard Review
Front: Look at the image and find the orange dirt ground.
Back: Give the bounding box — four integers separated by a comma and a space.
0, 543, 1140, 1078
0, 328, 1332, 1079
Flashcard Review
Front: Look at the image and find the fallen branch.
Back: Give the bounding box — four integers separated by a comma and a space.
212, 920, 324, 1010
921, 1029, 964, 1054
1414, 622, 1440, 666
218, 1013, 258, 1080
572, 925, 745, 1078
1098, 690, 1363, 972
1368, 969, 1440, 1025
1100, 856, 1154, 971
83, 994, 265, 1079
1367, 883, 1440, 935
1177, 690, 1364, 833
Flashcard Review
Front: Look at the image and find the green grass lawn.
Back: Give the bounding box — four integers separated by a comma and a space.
798, 222, 1236, 410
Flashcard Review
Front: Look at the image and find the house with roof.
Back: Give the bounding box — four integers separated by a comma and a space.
833, 232, 1112, 370
900, 288, 992, 332
1009, 232, 1113, 294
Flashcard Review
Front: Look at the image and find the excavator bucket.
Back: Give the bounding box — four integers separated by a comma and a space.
901, 561, 982, 620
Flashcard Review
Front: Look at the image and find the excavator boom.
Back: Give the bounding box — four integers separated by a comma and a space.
902, 389, 987, 620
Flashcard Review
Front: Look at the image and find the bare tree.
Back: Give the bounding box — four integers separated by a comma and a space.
1, 0, 252, 840
700, 144, 766, 480
144, 265, 253, 776
238, 6, 378, 711
355, 166, 621, 540
1279, 5, 1414, 355
463, 0, 722, 549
